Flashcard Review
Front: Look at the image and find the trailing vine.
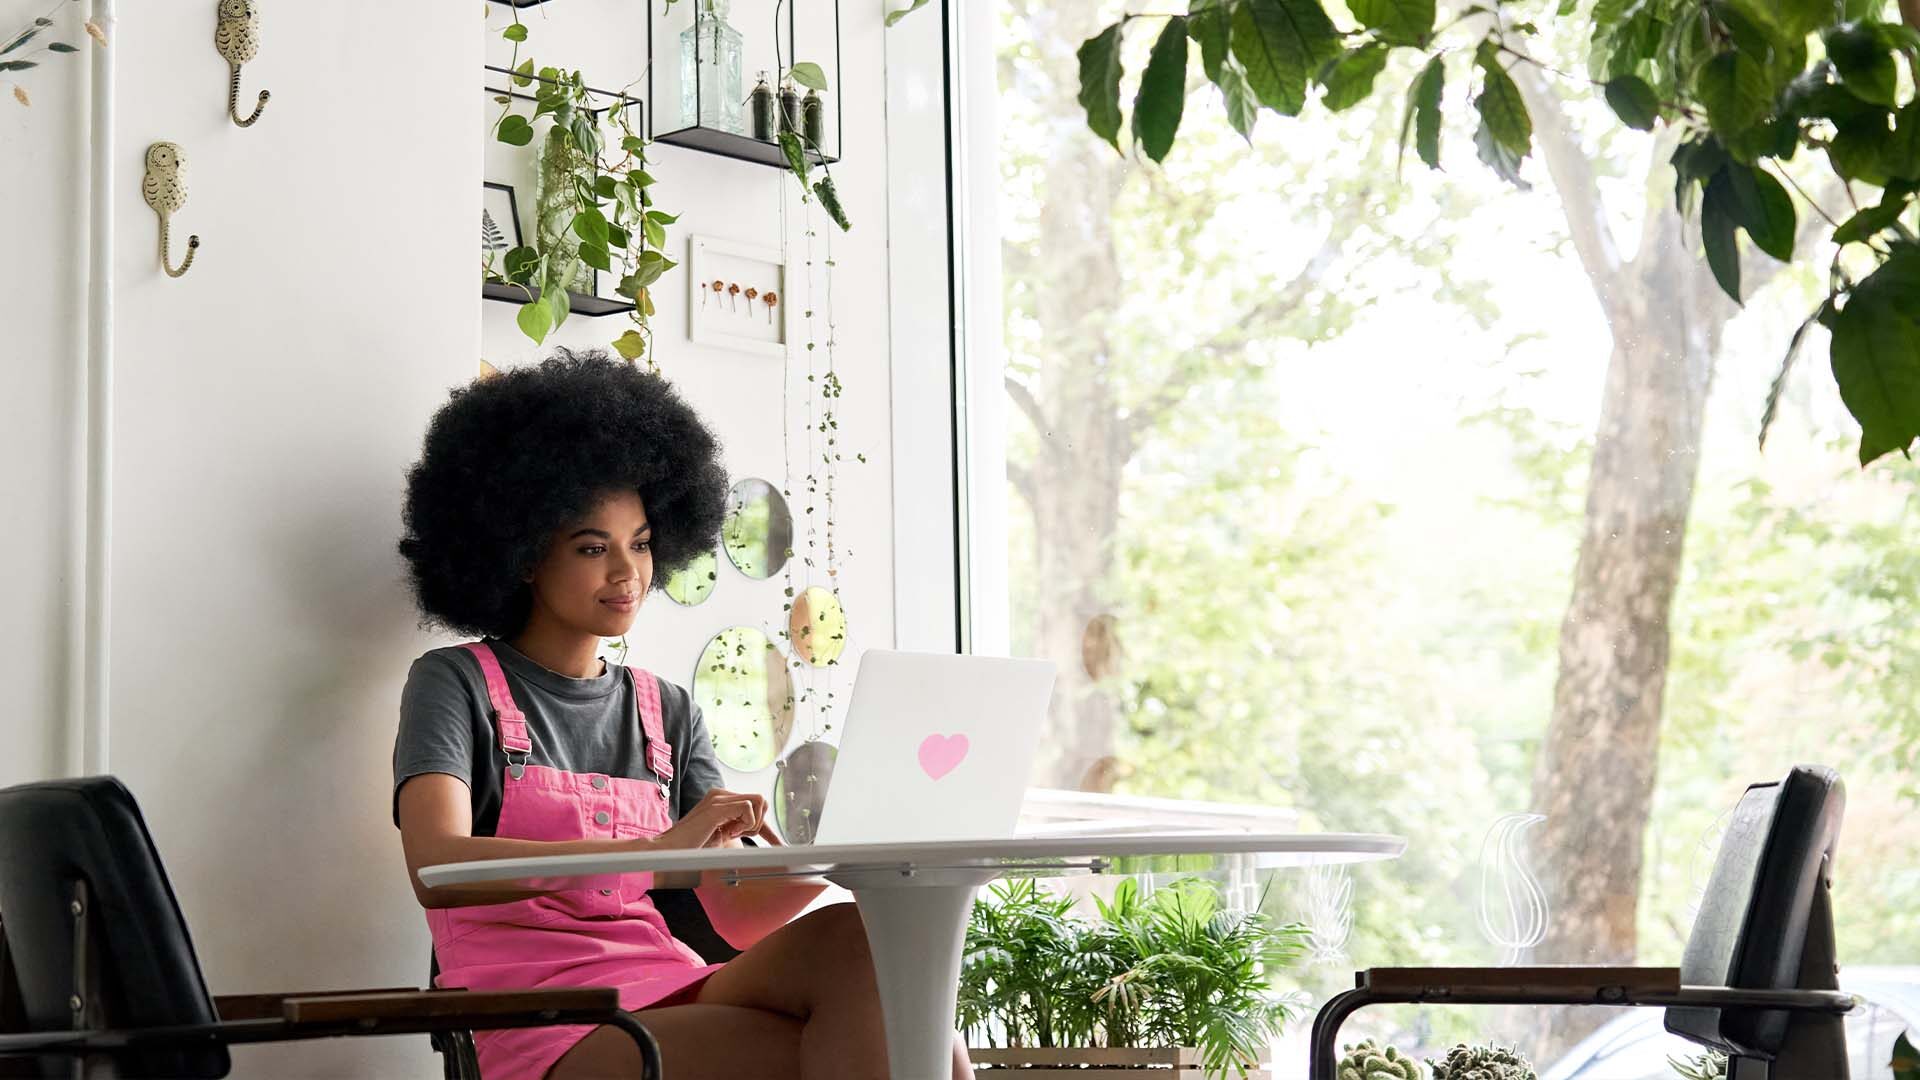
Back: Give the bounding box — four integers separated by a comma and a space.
487, 9, 676, 366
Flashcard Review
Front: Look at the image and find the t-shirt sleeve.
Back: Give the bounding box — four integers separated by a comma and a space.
393, 651, 480, 826
667, 682, 726, 820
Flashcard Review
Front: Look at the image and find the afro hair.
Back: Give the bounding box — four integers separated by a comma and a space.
398, 348, 729, 639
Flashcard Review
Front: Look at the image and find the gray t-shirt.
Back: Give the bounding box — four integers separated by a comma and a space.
392, 639, 725, 836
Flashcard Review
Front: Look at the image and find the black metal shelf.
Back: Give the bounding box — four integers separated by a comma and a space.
652, 125, 837, 169
483, 280, 635, 317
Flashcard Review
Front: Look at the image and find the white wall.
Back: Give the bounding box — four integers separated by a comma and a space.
1, 0, 930, 1075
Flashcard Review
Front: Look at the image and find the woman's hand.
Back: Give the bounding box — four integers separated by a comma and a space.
653, 788, 781, 850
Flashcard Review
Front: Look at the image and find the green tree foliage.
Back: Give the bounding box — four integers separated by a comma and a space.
1070, 0, 1920, 465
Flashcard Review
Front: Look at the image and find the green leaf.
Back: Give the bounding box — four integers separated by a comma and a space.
1833, 188, 1913, 244
496, 114, 534, 146
1188, 0, 1231, 81
1695, 51, 1772, 142
628, 169, 657, 188
1, 28, 40, 55
1232, 0, 1341, 117
630, 250, 674, 288
621, 135, 646, 156
1887, 102, 1920, 182
1831, 272, 1920, 464
1318, 44, 1389, 113
1474, 50, 1531, 159
788, 61, 828, 91
1825, 21, 1898, 107
502, 246, 539, 284
1215, 57, 1261, 140
777, 130, 811, 180
512, 58, 535, 87
645, 210, 680, 225
1728, 0, 1828, 41
1759, 299, 1833, 449
1473, 109, 1530, 188
1133, 17, 1189, 163
605, 223, 630, 249
516, 296, 554, 344
1891, 1032, 1920, 1080
1603, 75, 1659, 131
46, 42, 77, 53
1726, 164, 1795, 260
0, 60, 39, 71
548, 287, 570, 332
1701, 169, 1744, 304
1349, 0, 1433, 47
1077, 22, 1127, 151
572, 206, 610, 248
502, 23, 528, 42
643, 217, 668, 248
612, 329, 647, 361
1829, 119, 1892, 185
885, 0, 931, 27
592, 175, 617, 201
814, 175, 852, 231
578, 242, 611, 273
1414, 54, 1444, 168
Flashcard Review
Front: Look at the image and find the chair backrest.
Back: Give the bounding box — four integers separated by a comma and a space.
0, 776, 228, 1078
1668, 765, 1845, 1058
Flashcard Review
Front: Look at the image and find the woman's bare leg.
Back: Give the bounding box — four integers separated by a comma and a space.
546, 902, 972, 1079
546, 1002, 801, 1079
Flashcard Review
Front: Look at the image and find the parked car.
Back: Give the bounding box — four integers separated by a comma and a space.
1540, 967, 1920, 1080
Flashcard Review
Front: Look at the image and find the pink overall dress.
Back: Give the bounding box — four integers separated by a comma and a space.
427, 642, 727, 1080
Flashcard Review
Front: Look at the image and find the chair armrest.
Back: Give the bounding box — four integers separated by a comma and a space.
1361, 966, 1681, 1003
213, 988, 419, 1021
280, 987, 619, 1028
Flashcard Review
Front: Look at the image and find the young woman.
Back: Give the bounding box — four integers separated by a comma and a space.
392, 349, 969, 1079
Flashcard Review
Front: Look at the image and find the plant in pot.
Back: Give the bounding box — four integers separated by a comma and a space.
488, 13, 676, 362
960, 877, 1307, 1079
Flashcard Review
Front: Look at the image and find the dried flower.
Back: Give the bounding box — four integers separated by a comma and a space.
84, 19, 106, 46
11, 85, 28, 107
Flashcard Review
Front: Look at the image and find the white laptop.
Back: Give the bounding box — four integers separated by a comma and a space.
807, 650, 1057, 846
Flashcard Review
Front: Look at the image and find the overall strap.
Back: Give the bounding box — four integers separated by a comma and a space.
626, 668, 674, 783
460, 642, 533, 757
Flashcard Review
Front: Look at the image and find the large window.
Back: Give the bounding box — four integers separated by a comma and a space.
954, 0, 1920, 1071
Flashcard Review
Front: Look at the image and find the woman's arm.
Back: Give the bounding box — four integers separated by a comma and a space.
398, 772, 655, 907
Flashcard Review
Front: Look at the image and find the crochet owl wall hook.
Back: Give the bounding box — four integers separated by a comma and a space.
215, 0, 269, 127
144, 142, 201, 279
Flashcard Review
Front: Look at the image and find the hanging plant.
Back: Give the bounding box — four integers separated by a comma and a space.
2, 0, 102, 108
488, 11, 677, 364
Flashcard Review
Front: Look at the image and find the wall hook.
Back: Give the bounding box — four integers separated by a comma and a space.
215, 0, 269, 128
144, 142, 201, 278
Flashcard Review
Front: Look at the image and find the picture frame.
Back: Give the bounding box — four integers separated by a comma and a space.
687, 234, 788, 358
482, 182, 523, 283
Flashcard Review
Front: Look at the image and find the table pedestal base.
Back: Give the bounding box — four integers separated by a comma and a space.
829, 868, 999, 1080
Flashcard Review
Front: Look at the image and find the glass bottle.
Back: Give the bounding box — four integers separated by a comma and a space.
679, 0, 744, 133
802, 87, 824, 149
750, 71, 775, 141
533, 126, 593, 293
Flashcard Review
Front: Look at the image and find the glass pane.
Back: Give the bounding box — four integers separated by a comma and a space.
970, 1, 1920, 1072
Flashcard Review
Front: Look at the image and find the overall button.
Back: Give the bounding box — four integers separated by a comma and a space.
591, 776, 608, 790
594, 810, 612, 826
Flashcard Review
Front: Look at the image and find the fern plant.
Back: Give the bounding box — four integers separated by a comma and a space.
958, 876, 1308, 1079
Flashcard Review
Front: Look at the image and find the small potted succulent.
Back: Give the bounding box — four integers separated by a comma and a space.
959, 877, 1306, 1079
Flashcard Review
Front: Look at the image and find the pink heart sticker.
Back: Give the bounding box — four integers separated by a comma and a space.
917, 733, 970, 781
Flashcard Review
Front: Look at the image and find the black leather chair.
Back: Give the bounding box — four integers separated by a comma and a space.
1308, 765, 1855, 1080
0, 776, 662, 1080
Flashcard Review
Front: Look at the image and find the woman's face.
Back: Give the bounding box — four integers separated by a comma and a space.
525, 488, 653, 639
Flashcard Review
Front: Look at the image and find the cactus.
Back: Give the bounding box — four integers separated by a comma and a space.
1428, 1043, 1536, 1080
1337, 1040, 1423, 1080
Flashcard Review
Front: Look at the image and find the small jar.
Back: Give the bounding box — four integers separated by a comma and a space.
749, 71, 775, 141
778, 79, 802, 135
802, 87, 824, 148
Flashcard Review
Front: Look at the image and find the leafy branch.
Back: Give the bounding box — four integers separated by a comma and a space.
1067, 0, 1920, 466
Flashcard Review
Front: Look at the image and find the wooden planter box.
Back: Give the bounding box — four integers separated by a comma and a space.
970, 1046, 1271, 1078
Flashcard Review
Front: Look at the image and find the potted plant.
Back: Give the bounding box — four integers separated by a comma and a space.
960, 877, 1306, 1079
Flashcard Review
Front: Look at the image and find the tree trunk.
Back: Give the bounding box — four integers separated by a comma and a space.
1524, 200, 1734, 1057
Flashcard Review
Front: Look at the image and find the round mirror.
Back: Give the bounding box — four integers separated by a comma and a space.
692, 626, 794, 772
721, 478, 792, 580
788, 586, 848, 667
663, 548, 718, 606
774, 739, 838, 845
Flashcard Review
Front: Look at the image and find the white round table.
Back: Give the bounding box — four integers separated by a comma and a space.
420, 832, 1404, 1079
